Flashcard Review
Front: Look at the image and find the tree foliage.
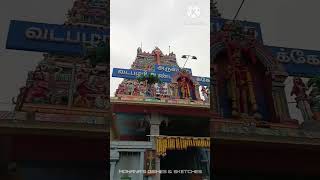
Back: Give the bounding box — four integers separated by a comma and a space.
308, 77, 320, 90
308, 77, 320, 99
84, 40, 109, 67
137, 74, 161, 85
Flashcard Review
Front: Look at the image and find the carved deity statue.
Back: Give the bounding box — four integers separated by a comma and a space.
291, 77, 308, 98
168, 83, 178, 99
225, 45, 260, 118
25, 65, 50, 103
127, 81, 134, 95
291, 77, 314, 122
179, 77, 191, 99
133, 81, 140, 96
73, 68, 91, 108
201, 86, 209, 102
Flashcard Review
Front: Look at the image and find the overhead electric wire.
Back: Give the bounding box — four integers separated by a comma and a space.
233, 0, 246, 21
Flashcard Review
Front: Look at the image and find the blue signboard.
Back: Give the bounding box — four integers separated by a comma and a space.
154, 65, 192, 75
193, 76, 210, 86
6, 20, 109, 55
211, 17, 263, 43
267, 46, 320, 77
112, 67, 210, 86
112, 68, 172, 83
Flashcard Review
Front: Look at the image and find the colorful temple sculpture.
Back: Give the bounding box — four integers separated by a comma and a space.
211, 19, 290, 123
1, 0, 109, 179
110, 47, 211, 180
14, 0, 110, 115
112, 47, 210, 105
210, 0, 320, 178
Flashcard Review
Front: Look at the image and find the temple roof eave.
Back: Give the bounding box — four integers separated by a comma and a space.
111, 100, 215, 118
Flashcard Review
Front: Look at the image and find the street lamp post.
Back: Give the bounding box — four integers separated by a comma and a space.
181, 55, 197, 69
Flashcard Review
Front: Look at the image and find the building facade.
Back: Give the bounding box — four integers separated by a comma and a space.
1, 0, 110, 179
111, 47, 211, 180
210, 1, 320, 178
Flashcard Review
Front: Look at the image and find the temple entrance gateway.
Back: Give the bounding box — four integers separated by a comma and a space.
160, 148, 209, 180
158, 117, 210, 180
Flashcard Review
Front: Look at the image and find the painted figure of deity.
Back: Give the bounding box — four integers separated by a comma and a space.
291, 77, 313, 122
116, 83, 125, 95
25, 80, 49, 103
159, 83, 166, 97
291, 77, 308, 99
25, 65, 50, 103
139, 81, 146, 96
179, 77, 191, 99
225, 45, 260, 118
74, 79, 91, 108
201, 86, 209, 102
127, 81, 134, 95
74, 66, 108, 109
133, 82, 140, 96
151, 85, 157, 97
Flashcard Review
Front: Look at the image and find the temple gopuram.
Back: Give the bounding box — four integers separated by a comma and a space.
210, 1, 320, 179
112, 47, 210, 105
1, 0, 109, 179
110, 47, 211, 180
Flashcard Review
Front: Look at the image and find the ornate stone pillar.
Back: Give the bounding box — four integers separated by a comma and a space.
270, 71, 290, 121
195, 84, 200, 100
295, 96, 314, 122
147, 112, 162, 180
246, 69, 261, 119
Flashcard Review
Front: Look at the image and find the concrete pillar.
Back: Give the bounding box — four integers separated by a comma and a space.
139, 151, 144, 180
148, 113, 162, 180
110, 149, 119, 180
110, 161, 116, 180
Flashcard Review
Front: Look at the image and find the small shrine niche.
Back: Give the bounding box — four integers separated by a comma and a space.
211, 21, 290, 122
171, 69, 202, 101
213, 49, 278, 121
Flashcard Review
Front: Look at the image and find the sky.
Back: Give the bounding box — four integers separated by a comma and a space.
0, 0, 319, 122
110, 0, 210, 96
0, 0, 73, 111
